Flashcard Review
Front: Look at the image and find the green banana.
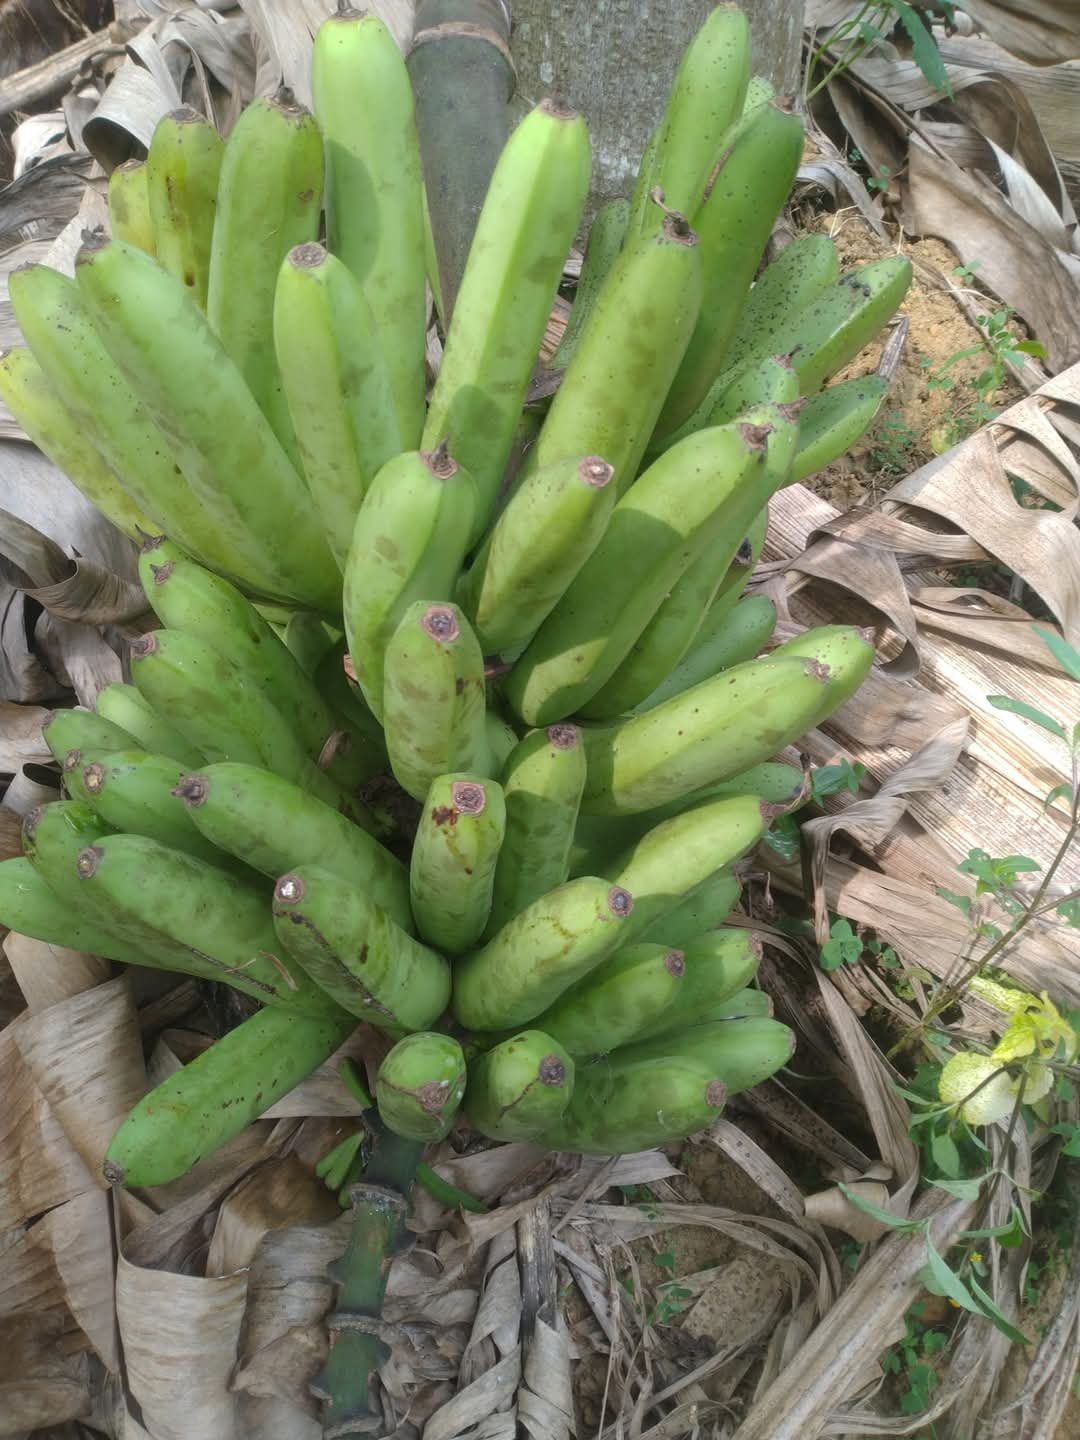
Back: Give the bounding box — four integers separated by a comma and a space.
603, 794, 767, 941
790, 375, 888, 484
274, 243, 403, 566
635, 869, 742, 947
312, 644, 389, 777
485, 724, 587, 938
464, 1030, 575, 1142
654, 101, 805, 437
703, 500, 771, 622
207, 89, 324, 458
75, 749, 230, 867
43, 708, 139, 771
382, 602, 491, 802
342, 447, 476, 720
285, 613, 339, 677
538, 1054, 725, 1154
457, 455, 616, 658
311, 7, 427, 447
75, 833, 340, 1014
376, 1033, 467, 1142
104, 1004, 356, 1188
688, 762, 806, 806
75, 236, 340, 612
743, 74, 776, 112
272, 864, 451, 1032
550, 198, 630, 371
177, 762, 412, 931
94, 683, 204, 768
697, 987, 773, 1021
646, 5, 750, 224
769, 622, 876, 667
506, 419, 779, 726
107, 159, 155, 255
0, 855, 158, 968
528, 943, 686, 1057
145, 106, 224, 309
716, 231, 841, 378
524, 206, 703, 497
452, 876, 633, 1032
636, 593, 778, 712
484, 711, 520, 775
410, 774, 506, 954
626, 124, 661, 236
581, 627, 876, 814
630, 928, 761, 1039
650, 351, 799, 458
612, 1014, 795, 1095
138, 537, 379, 796
0, 348, 153, 542
581, 407, 797, 717
422, 98, 592, 536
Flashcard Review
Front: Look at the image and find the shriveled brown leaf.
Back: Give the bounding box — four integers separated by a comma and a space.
0, 1311, 90, 1435
804, 1182, 896, 1243
960, 0, 1080, 65
205, 1155, 339, 1277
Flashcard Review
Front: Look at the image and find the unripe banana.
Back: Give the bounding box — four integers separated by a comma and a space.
43, 708, 139, 771
612, 1014, 795, 1095
312, 7, 427, 446
376, 1033, 467, 1142
550, 198, 629, 371
651, 351, 799, 458
423, 98, 591, 536
698, 987, 773, 1021
75, 748, 229, 867
743, 74, 776, 112
107, 159, 155, 255
382, 602, 491, 802
145, 106, 224, 309
94, 683, 204, 768
457, 455, 616, 658
790, 375, 888, 484
538, 1054, 725, 1154
0, 347, 154, 542
285, 612, 339, 677
105, 1004, 356, 1188
410, 774, 506, 954
654, 101, 805, 437
207, 89, 324, 458
342, 447, 477, 720
0, 855, 157, 969
272, 864, 450, 1033
75, 236, 339, 612
529, 943, 686, 1057
720, 232, 841, 377
177, 762, 411, 930
485, 724, 587, 938
629, 928, 761, 1039
452, 876, 634, 1032
636, 593, 778, 713
506, 420, 778, 726
626, 124, 661, 236
635, 868, 742, 947
484, 711, 520, 775
274, 243, 403, 566
464, 1030, 575, 1141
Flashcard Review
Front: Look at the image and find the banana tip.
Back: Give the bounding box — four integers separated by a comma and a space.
579, 457, 614, 489
102, 1158, 126, 1187
607, 885, 633, 918
288, 241, 328, 270
541, 95, 578, 121
705, 1080, 727, 1109
174, 773, 209, 807
129, 633, 160, 660
76, 844, 104, 879
422, 605, 460, 642
423, 439, 458, 480
539, 1055, 568, 1087
62, 748, 82, 774
83, 763, 105, 795
275, 873, 305, 905
451, 781, 487, 815
665, 949, 685, 978
547, 723, 580, 750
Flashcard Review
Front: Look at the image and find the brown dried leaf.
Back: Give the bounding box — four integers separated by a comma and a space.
960, 0, 1080, 65
0, 1311, 90, 1435
205, 1155, 339, 1277
804, 1182, 896, 1243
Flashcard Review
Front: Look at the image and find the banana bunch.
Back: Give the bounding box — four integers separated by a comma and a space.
0, 5, 910, 1188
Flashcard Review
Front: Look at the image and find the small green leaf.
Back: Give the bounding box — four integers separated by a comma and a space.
1057, 898, 1080, 929
655, 1250, 676, 1272
922, 1329, 949, 1355
810, 759, 866, 801
762, 814, 800, 862
986, 696, 1067, 741
887, 2, 953, 95
1013, 340, 1048, 359
1050, 1123, 1080, 1158
937, 887, 972, 917
1034, 626, 1080, 684
930, 1131, 961, 1178
1044, 783, 1073, 810
961, 1206, 1027, 1249
930, 1175, 985, 1201
968, 1276, 1031, 1344
921, 1235, 980, 1312
837, 1183, 922, 1232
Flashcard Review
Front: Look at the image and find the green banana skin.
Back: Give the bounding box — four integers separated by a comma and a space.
312, 645, 389, 780
145, 106, 224, 309
312, 9, 427, 448
550, 198, 630, 371
611, 1015, 795, 1096
626, 124, 661, 237
139, 538, 379, 798
525, 209, 704, 498
207, 90, 323, 462
506, 420, 777, 727
285, 613, 339, 677
602, 794, 767, 942
717, 232, 841, 380
484, 711, 520, 776
630, 928, 761, 1040
0, 349, 154, 542
410, 774, 506, 954
464, 1030, 575, 1142
636, 869, 742, 947
636, 593, 778, 713
177, 762, 412, 932
43, 708, 139, 770
697, 987, 773, 1021
538, 1054, 725, 1155
580, 632, 875, 815
342, 447, 477, 720
7, 267, 242, 580
272, 864, 451, 1033
458, 455, 616, 659
75, 834, 339, 1014
422, 98, 591, 538
649, 351, 800, 459
647, 5, 750, 226
582, 407, 797, 718
743, 74, 776, 112
791, 375, 888, 484
75, 749, 231, 867
94, 683, 204, 768
376, 1033, 467, 1142
528, 943, 686, 1058
768, 623, 878, 669
452, 875, 634, 1032
107, 159, 155, 255
274, 243, 404, 567
485, 724, 587, 939
75, 236, 340, 612
654, 102, 805, 438
104, 1003, 356, 1189
382, 602, 491, 803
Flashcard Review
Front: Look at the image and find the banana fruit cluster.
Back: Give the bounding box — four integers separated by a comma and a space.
0, 6, 910, 1188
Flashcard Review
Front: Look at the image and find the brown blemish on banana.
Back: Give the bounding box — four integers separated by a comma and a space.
174, 773, 209, 807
